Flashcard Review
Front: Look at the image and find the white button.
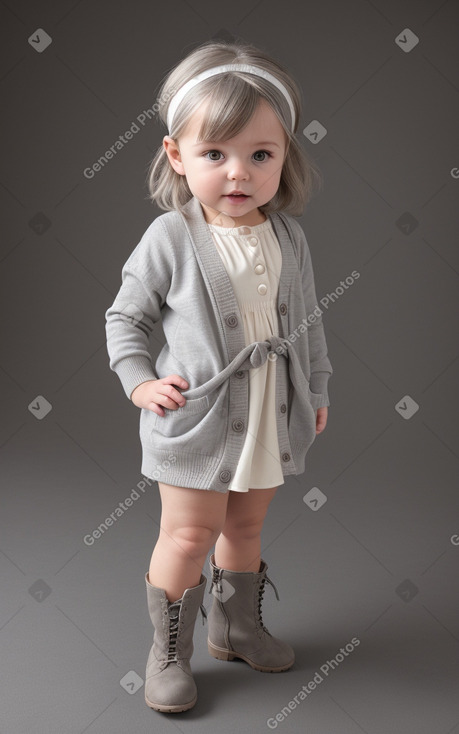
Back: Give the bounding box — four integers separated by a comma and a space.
238, 226, 251, 235
254, 263, 265, 274
257, 283, 267, 295
248, 236, 258, 247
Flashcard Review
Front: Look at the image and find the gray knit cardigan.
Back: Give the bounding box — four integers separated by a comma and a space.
105, 194, 333, 492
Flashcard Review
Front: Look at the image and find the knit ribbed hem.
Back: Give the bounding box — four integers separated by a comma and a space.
309, 371, 331, 407
113, 356, 158, 401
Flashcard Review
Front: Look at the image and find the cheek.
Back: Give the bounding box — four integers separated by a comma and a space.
269, 163, 283, 183
261, 166, 281, 187
192, 161, 214, 179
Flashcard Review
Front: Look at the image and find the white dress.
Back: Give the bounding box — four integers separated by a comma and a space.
207, 219, 286, 493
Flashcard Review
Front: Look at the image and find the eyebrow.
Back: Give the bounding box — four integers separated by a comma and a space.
193, 141, 281, 148
253, 141, 281, 147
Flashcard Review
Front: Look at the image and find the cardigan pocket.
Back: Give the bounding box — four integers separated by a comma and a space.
149, 390, 219, 439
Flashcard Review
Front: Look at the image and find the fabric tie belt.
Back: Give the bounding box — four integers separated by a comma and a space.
177, 334, 315, 411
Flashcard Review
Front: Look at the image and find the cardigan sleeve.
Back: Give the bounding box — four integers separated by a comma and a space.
104, 218, 173, 401
290, 218, 333, 404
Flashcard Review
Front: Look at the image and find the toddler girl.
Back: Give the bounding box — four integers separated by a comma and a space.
105, 39, 333, 714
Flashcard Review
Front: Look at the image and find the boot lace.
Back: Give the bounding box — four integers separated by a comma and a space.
166, 601, 181, 663
165, 600, 207, 664
256, 573, 280, 635
208, 565, 281, 635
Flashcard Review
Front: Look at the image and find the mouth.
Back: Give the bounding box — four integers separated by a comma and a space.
225, 193, 250, 204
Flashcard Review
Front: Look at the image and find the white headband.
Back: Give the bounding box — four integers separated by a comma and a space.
166, 63, 296, 133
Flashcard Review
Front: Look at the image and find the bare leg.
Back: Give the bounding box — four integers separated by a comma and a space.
149, 482, 229, 602
214, 486, 278, 572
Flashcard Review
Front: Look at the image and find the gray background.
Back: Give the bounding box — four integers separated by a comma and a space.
1, 1, 459, 732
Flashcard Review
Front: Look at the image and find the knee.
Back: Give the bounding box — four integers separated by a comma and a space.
165, 524, 221, 560
223, 515, 264, 541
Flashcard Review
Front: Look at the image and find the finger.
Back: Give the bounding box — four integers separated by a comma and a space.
162, 374, 189, 388
315, 413, 323, 433
161, 379, 188, 407
316, 416, 327, 433
147, 403, 165, 417
156, 394, 177, 411
159, 387, 186, 409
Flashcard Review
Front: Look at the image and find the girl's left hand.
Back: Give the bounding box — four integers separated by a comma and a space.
315, 406, 328, 434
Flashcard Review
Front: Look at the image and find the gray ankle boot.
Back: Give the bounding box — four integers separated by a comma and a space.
206, 554, 294, 672
144, 572, 207, 713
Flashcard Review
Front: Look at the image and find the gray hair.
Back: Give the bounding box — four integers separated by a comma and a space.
147, 40, 322, 215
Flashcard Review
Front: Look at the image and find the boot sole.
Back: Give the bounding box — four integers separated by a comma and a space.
207, 640, 294, 673
145, 692, 197, 713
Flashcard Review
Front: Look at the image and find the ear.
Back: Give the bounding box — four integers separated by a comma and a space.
163, 135, 186, 176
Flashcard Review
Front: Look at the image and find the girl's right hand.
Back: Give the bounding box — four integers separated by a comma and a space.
130, 375, 189, 416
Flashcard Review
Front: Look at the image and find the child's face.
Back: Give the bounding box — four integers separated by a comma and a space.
163, 98, 288, 227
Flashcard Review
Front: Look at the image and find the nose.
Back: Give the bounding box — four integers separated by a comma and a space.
226, 156, 249, 181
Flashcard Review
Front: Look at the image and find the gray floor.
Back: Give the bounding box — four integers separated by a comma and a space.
1, 0, 459, 732
1, 444, 459, 733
